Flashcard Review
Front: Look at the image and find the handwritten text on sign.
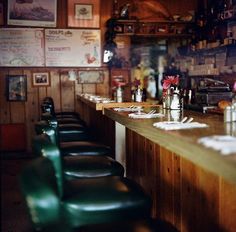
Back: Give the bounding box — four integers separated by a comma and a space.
45, 29, 101, 67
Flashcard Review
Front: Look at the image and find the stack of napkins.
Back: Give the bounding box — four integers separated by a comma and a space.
113, 107, 143, 112
198, 135, 236, 155
129, 112, 164, 119
153, 121, 208, 130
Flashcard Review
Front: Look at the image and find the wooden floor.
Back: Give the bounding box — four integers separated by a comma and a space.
1, 153, 34, 232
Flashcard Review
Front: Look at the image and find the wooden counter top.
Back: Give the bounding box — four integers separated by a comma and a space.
77, 94, 157, 112
104, 106, 236, 184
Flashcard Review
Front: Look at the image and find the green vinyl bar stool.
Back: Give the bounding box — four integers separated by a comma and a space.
33, 132, 124, 179
20, 144, 152, 230
35, 122, 111, 157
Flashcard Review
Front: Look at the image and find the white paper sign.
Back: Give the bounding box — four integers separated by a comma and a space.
0, 28, 45, 67
45, 29, 101, 67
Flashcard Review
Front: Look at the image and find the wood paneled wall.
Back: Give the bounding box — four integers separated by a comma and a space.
117, 0, 198, 16
0, 0, 113, 152
0, 69, 110, 152
0, 0, 198, 152
126, 129, 236, 232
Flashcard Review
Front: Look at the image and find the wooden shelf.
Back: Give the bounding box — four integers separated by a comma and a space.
187, 44, 236, 56
114, 19, 194, 38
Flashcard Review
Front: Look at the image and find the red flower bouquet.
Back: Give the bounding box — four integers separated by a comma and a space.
163, 75, 180, 90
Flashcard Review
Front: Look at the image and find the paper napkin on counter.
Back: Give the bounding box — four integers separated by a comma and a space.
113, 107, 143, 112
198, 135, 236, 155
129, 113, 164, 119
153, 121, 208, 130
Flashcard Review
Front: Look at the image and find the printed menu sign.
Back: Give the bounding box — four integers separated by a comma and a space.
0, 28, 45, 67
45, 29, 101, 67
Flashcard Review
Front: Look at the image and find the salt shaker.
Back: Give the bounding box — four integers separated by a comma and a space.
224, 106, 232, 122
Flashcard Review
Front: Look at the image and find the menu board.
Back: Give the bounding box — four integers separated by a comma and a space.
0, 28, 45, 67
45, 29, 101, 67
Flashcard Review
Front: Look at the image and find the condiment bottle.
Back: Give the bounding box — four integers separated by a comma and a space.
170, 88, 181, 110
116, 86, 123, 103
135, 86, 142, 102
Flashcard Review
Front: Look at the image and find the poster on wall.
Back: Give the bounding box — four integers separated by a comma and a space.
45, 29, 101, 67
78, 70, 104, 83
0, 28, 45, 67
7, 0, 57, 27
6, 75, 27, 101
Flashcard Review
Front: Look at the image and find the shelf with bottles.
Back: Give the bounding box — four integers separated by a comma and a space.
113, 19, 194, 37
176, 43, 236, 77
186, 43, 235, 56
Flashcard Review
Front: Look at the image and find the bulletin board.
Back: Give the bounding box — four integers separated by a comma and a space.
45, 29, 101, 67
0, 28, 45, 67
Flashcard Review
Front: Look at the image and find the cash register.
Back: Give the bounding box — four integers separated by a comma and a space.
195, 78, 232, 105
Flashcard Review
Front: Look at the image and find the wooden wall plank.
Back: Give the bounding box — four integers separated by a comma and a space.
173, 153, 181, 231
46, 70, 61, 112
159, 147, 174, 224
0, 70, 10, 123
8, 70, 25, 123
196, 168, 220, 231
38, 87, 47, 115
61, 74, 75, 112
96, 70, 109, 95
220, 179, 236, 231
82, 84, 96, 94
24, 70, 39, 151
181, 158, 200, 232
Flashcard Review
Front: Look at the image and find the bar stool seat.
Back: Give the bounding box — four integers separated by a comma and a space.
33, 134, 121, 179
35, 120, 91, 142
58, 124, 91, 142
62, 176, 151, 228
57, 118, 85, 125
63, 155, 124, 179
20, 147, 152, 230
60, 141, 111, 157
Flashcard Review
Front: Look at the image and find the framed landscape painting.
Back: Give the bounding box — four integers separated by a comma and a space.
7, 0, 57, 27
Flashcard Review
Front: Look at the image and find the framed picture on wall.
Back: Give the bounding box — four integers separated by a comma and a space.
77, 70, 104, 83
67, 0, 100, 28
6, 75, 27, 101
32, 72, 50, 87
7, 0, 57, 27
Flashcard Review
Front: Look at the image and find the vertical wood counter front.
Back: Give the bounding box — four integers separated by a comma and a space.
103, 107, 236, 232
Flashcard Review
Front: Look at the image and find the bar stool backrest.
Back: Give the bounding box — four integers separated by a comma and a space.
41, 143, 65, 198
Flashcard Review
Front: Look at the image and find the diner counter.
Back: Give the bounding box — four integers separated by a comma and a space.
104, 106, 236, 184
77, 94, 236, 231
77, 94, 157, 111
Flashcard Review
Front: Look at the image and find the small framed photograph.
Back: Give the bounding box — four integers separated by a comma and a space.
75, 4, 93, 20
7, 0, 57, 27
6, 75, 27, 101
124, 24, 134, 34
32, 72, 50, 87
114, 24, 124, 33
68, 0, 100, 28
